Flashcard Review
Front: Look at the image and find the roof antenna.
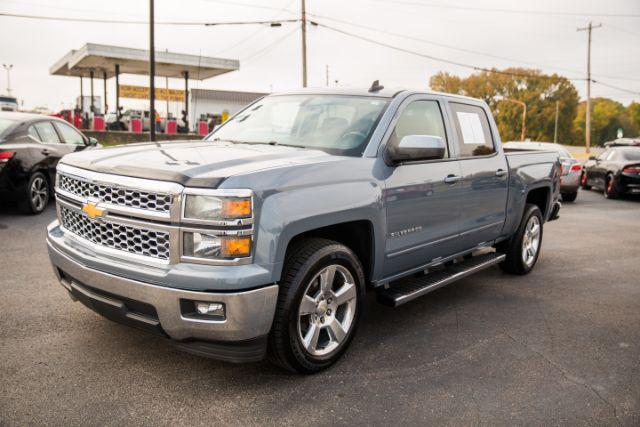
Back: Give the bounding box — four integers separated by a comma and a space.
369, 80, 384, 92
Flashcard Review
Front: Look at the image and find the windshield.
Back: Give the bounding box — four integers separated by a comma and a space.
620, 149, 640, 161
205, 94, 389, 156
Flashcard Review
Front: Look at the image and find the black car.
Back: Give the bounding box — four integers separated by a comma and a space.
581, 146, 640, 199
0, 112, 98, 214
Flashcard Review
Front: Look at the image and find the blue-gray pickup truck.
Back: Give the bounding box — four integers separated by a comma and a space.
46, 85, 561, 373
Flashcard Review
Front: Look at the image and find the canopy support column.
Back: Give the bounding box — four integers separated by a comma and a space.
183, 70, 189, 132
103, 71, 108, 114
89, 70, 94, 129
115, 64, 121, 129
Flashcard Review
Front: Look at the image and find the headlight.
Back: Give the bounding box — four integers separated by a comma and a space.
183, 232, 251, 259
183, 194, 252, 222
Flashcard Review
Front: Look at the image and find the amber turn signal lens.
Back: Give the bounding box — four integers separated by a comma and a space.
221, 199, 252, 218
221, 237, 251, 257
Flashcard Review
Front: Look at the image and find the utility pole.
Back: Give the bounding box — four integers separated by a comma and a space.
2, 64, 13, 95
577, 22, 601, 154
301, 0, 308, 87
553, 100, 559, 144
149, 0, 156, 142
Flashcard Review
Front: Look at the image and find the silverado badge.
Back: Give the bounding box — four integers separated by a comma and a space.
82, 202, 106, 220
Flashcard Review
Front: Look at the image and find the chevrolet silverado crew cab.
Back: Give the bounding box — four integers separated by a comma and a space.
46, 85, 561, 373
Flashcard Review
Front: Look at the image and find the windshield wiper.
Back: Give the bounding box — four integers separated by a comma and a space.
211, 138, 305, 149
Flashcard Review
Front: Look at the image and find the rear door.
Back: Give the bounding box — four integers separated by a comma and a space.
32, 121, 66, 181
382, 95, 463, 277
447, 102, 508, 249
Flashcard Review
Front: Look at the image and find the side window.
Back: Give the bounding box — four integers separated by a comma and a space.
389, 100, 449, 158
54, 121, 85, 145
33, 122, 61, 144
28, 125, 42, 141
450, 103, 495, 158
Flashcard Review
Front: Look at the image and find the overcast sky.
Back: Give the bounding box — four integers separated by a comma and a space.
1, 0, 639, 112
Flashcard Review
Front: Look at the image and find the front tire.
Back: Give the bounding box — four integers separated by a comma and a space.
561, 192, 578, 202
604, 174, 620, 199
580, 172, 591, 190
19, 172, 50, 214
496, 204, 543, 275
268, 238, 365, 374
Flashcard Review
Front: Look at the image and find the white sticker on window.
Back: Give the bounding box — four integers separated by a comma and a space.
456, 112, 485, 144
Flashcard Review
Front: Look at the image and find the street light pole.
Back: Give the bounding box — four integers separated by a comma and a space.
301, 0, 308, 87
553, 100, 559, 144
2, 64, 13, 96
149, 0, 156, 142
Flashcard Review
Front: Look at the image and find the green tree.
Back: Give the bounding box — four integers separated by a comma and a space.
429, 68, 580, 144
624, 102, 640, 137
573, 98, 628, 145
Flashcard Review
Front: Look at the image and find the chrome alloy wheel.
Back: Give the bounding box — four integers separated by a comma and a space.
30, 176, 48, 212
521, 215, 541, 267
297, 264, 357, 357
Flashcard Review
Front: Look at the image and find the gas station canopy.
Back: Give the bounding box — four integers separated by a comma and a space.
50, 43, 239, 79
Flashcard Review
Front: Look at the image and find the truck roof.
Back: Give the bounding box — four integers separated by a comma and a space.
271, 86, 483, 103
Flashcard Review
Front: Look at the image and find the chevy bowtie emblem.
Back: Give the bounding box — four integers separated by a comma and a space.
82, 202, 106, 219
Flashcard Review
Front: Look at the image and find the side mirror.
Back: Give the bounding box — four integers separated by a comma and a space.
589, 155, 596, 161
87, 137, 98, 147
388, 135, 446, 163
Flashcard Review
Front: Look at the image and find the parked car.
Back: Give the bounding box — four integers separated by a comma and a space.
0, 112, 98, 214
46, 87, 561, 373
503, 141, 581, 202
0, 95, 19, 112
603, 138, 640, 147
581, 146, 640, 198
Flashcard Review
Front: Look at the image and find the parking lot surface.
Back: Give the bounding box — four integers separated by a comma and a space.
1, 190, 639, 425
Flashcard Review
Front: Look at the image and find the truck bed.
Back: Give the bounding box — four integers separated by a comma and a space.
500, 149, 561, 238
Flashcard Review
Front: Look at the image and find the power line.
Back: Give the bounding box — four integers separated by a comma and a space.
309, 13, 585, 75
591, 80, 640, 96
315, 21, 639, 98
212, 0, 298, 56
0, 12, 298, 26
241, 27, 299, 63
370, 0, 640, 18
313, 21, 586, 81
197, 0, 296, 14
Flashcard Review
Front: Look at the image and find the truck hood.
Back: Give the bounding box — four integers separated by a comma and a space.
60, 140, 340, 187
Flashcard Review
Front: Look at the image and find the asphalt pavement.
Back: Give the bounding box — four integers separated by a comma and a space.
1, 189, 639, 425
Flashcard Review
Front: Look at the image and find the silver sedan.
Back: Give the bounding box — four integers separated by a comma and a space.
503, 142, 581, 202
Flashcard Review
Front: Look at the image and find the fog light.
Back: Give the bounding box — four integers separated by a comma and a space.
195, 301, 225, 317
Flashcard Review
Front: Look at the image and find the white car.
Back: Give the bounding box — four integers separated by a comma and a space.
0, 95, 18, 112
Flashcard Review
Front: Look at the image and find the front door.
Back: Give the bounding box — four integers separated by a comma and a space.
447, 102, 508, 248
382, 97, 463, 278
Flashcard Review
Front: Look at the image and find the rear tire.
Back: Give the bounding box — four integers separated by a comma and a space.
496, 204, 543, 275
268, 238, 365, 374
19, 172, 50, 215
580, 172, 591, 190
561, 192, 578, 202
604, 174, 620, 199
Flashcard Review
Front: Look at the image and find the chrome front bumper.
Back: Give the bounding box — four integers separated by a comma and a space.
47, 233, 279, 344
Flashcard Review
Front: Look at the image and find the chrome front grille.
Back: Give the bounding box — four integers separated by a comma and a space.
60, 205, 170, 260
58, 174, 173, 213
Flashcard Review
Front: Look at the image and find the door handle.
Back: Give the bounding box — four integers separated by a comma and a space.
41, 149, 51, 156
444, 174, 460, 184
495, 169, 508, 177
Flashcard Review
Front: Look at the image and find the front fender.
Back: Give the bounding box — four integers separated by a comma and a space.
254, 180, 384, 282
